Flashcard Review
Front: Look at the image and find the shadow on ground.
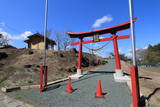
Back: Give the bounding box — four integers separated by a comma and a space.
139, 88, 160, 107
123, 72, 152, 80
45, 70, 114, 92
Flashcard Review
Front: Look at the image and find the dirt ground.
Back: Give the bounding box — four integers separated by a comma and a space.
121, 61, 160, 107
0, 48, 106, 87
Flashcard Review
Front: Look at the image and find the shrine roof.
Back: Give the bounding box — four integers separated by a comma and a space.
67, 18, 137, 38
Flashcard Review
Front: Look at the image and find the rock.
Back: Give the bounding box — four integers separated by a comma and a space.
0, 52, 8, 59
1, 87, 7, 92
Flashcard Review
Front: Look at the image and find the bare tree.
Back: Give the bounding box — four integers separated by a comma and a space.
135, 49, 147, 64
61, 34, 73, 50
0, 34, 10, 47
54, 32, 62, 50
46, 29, 52, 38
54, 31, 75, 50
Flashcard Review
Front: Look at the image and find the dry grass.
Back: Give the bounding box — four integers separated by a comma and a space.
0, 49, 105, 87
121, 61, 160, 107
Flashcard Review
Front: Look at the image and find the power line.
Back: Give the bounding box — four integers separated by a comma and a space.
0, 22, 22, 33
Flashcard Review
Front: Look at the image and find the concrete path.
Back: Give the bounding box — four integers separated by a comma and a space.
9, 60, 132, 107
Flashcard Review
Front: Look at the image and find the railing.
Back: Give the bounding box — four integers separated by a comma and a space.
138, 64, 160, 67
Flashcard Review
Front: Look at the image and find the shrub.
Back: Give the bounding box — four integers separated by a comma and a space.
28, 80, 33, 84
82, 56, 89, 67
90, 59, 96, 66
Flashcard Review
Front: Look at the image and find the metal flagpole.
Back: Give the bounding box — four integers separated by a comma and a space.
42, 0, 49, 90
43, 0, 48, 66
40, 0, 49, 92
129, 0, 136, 66
129, 1, 140, 107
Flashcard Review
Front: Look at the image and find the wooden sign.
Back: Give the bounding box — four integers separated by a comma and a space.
93, 34, 99, 42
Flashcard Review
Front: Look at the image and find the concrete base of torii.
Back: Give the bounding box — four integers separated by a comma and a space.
113, 69, 130, 82
69, 69, 83, 80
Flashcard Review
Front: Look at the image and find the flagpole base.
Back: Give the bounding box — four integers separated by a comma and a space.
69, 69, 83, 80
113, 69, 130, 82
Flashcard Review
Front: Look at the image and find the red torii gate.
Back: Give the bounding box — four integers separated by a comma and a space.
67, 18, 137, 78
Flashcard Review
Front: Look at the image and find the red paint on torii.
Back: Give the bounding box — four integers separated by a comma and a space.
68, 18, 137, 38
67, 18, 137, 74
71, 35, 130, 45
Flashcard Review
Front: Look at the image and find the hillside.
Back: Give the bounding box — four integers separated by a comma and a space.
0, 48, 106, 87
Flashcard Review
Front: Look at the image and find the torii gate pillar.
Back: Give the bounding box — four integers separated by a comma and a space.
77, 37, 83, 75
112, 33, 123, 78
69, 37, 83, 79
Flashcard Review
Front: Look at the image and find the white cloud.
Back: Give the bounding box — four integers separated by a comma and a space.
125, 48, 132, 58
0, 28, 11, 38
126, 48, 141, 58
126, 52, 132, 58
143, 46, 148, 49
0, 28, 32, 40
92, 15, 113, 28
12, 31, 32, 40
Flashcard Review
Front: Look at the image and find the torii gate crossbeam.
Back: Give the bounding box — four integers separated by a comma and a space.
71, 35, 130, 45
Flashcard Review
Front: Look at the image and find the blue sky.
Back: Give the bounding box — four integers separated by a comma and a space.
0, 0, 160, 57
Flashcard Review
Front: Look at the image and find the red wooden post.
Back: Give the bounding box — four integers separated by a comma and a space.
130, 66, 140, 107
44, 66, 48, 88
112, 33, 121, 70
39, 65, 44, 92
77, 37, 83, 75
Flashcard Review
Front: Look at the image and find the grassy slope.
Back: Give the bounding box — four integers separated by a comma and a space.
0, 49, 106, 87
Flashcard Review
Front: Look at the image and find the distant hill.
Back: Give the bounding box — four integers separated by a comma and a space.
137, 43, 160, 64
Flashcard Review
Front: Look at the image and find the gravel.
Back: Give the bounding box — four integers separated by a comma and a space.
9, 60, 157, 107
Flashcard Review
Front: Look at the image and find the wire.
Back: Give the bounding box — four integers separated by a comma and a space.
0, 22, 22, 34
84, 41, 111, 52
